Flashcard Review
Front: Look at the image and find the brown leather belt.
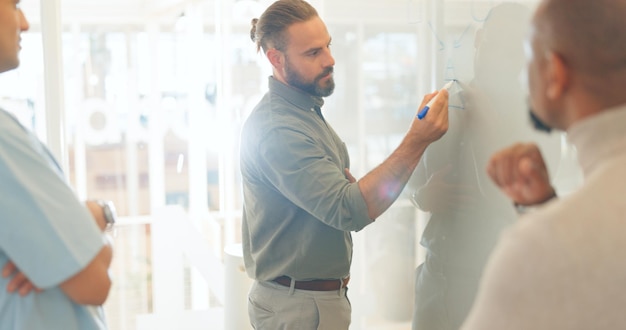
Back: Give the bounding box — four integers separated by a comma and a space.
272, 275, 350, 291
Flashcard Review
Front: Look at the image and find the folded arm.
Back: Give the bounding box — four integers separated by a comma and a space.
4, 200, 114, 305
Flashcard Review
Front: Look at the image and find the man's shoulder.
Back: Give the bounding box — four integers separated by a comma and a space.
0, 108, 22, 131
0, 108, 32, 145
244, 95, 308, 135
503, 191, 604, 264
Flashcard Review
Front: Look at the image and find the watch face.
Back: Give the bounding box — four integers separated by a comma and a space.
101, 201, 117, 229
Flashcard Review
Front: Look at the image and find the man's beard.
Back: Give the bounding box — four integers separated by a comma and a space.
528, 108, 553, 133
285, 61, 335, 97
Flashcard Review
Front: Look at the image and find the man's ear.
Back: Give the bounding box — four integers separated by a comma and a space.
266, 48, 284, 71
545, 51, 569, 100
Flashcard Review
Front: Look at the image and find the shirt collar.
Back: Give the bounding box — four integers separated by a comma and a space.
268, 76, 324, 113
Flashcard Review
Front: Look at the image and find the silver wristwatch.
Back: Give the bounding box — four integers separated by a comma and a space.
96, 200, 117, 231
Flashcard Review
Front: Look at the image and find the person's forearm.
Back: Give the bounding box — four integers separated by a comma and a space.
3, 202, 115, 300
358, 136, 429, 219
358, 88, 449, 219
55, 200, 115, 305
84, 200, 108, 231
59, 238, 113, 305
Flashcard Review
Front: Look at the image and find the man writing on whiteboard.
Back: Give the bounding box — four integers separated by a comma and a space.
240, 0, 450, 328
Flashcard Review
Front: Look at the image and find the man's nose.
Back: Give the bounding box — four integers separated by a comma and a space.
323, 48, 335, 68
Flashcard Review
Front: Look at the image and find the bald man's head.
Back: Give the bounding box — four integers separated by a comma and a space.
526, 0, 626, 131
535, 0, 626, 76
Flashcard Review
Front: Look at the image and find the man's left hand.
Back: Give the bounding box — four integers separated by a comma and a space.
486, 142, 555, 206
2, 261, 42, 296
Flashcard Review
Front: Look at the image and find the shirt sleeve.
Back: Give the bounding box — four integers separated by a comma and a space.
460, 219, 560, 330
257, 126, 372, 232
0, 116, 104, 289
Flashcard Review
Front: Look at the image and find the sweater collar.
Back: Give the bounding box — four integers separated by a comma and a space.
567, 104, 626, 177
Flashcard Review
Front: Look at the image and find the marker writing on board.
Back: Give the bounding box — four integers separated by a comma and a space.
417, 80, 456, 120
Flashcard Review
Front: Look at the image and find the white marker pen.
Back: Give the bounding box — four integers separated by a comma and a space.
417, 80, 456, 120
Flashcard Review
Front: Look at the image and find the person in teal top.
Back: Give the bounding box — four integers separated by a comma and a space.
0, 1, 115, 329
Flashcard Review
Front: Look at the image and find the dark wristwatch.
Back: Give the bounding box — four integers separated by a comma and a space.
96, 200, 117, 231
514, 191, 557, 215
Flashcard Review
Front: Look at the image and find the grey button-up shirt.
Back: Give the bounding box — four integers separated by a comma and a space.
240, 77, 373, 282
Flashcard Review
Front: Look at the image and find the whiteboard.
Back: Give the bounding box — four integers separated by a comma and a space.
407, 0, 583, 205
405, 2, 584, 327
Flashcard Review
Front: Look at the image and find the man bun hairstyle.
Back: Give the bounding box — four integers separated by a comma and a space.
250, 0, 318, 53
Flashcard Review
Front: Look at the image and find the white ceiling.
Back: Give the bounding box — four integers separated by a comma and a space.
22, 0, 539, 29
24, 0, 205, 26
